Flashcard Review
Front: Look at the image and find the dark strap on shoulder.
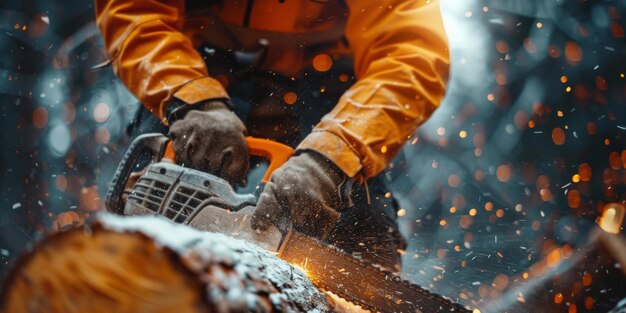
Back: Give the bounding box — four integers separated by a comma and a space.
186, 0, 221, 14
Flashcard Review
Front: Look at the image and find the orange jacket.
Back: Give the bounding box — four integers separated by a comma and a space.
95, 0, 450, 180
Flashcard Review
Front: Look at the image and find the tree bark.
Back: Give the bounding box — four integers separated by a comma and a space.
1, 214, 335, 313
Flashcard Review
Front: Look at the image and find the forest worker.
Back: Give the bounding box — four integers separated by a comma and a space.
95, 0, 449, 270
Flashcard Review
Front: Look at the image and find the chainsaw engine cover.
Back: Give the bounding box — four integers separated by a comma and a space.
125, 162, 257, 225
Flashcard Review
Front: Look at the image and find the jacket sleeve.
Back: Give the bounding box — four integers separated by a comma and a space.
298, 0, 450, 180
95, 0, 229, 124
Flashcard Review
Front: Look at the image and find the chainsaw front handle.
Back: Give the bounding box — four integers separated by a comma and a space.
106, 134, 169, 214
163, 136, 294, 183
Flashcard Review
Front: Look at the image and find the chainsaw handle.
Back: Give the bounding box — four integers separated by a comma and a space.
163, 136, 294, 183
245, 137, 294, 182
105, 134, 169, 214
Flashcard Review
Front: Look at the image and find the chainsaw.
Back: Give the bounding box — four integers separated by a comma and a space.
106, 133, 469, 313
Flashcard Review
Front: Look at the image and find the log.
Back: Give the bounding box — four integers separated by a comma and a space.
0, 214, 337, 313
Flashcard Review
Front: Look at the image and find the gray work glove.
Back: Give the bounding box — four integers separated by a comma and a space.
169, 101, 249, 186
251, 150, 350, 239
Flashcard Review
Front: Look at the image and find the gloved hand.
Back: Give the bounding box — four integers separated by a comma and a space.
169, 100, 249, 186
251, 150, 350, 239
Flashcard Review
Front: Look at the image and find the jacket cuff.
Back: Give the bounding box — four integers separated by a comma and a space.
164, 76, 231, 125
173, 76, 229, 104
297, 130, 363, 179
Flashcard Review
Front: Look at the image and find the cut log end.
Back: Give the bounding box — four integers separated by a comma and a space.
2, 226, 208, 313
1, 215, 334, 313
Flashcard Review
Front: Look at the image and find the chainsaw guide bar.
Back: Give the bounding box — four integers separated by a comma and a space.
279, 232, 470, 313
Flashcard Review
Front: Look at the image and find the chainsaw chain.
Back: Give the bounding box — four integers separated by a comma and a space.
307, 239, 470, 312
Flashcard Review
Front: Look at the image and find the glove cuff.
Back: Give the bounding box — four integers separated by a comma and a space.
165, 98, 234, 124
297, 149, 355, 210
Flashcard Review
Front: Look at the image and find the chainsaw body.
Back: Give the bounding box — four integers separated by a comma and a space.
106, 133, 292, 251
124, 161, 253, 223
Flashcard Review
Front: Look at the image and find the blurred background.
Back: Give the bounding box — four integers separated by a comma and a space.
0, 0, 625, 311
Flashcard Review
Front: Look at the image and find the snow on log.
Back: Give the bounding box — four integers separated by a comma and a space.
1, 214, 334, 313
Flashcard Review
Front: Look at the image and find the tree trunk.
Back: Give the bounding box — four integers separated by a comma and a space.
1, 214, 336, 313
